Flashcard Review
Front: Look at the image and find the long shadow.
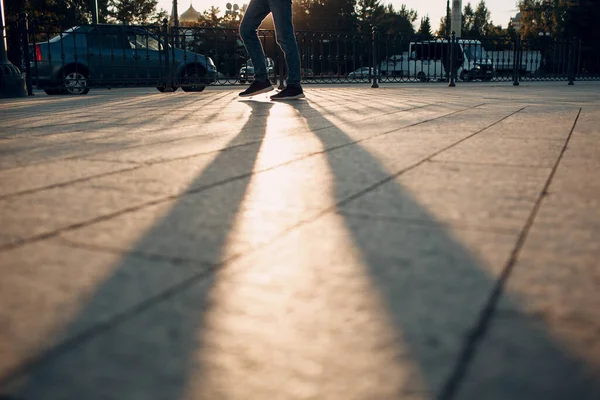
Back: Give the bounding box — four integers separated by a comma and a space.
2, 98, 598, 400
294, 101, 600, 399
2, 100, 274, 399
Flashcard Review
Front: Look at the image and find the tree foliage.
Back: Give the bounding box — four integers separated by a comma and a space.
106, 0, 159, 24
437, 0, 504, 37
4, 0, 166, 27
417, 15, 432, 39
518, 0, 598, 40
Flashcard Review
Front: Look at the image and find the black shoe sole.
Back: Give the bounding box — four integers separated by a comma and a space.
270, 93, 306, 101
239, 85, 274, 98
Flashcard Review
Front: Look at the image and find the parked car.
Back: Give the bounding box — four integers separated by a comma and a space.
239, 57, 275, 83
301, 68, 315, 80
347, 67, 380, 79
30, 24, 217, 95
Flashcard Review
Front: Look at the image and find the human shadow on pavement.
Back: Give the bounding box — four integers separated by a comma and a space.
2, 100, 274, 400
2, 97, 599, 400
293, 101, 599, 400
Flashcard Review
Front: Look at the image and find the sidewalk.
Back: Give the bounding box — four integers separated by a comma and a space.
1, 82, 599, 399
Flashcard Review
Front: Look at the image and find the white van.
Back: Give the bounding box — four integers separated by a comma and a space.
380, 39, 495, 81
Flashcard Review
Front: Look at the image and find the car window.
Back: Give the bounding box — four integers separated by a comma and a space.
127, 33, 162, 51
88, 28, 127, 50
48, 27, 77, 43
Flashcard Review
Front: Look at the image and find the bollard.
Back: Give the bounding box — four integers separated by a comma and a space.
161, 18, 173, 91
567, 37, 575, 86
448, 32, 456, 87
512, 35, 520, 86
19, 13, 33, 95
371, 26, 379, 88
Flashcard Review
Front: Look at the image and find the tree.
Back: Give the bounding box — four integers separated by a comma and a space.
195, 6, 222, 27
518, 0, 598, 40
437, 15, 448, 36
106, 0, 159, 24
355, 0, 384, 34
437, 0, 503, 38
309, 0, 357, 31
417, 15, 433, 38
379, 4, 416, 35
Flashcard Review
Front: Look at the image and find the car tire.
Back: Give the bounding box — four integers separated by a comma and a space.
460, 70, 471, 81
44, 88, 63, 95
180, 65, 207, 92
156, 85, 179, 92
417, 71, 428, 82
62, 69, 90, 95
182, 85, 206, 92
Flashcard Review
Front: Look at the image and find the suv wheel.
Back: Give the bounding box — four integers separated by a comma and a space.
156, 85, 179, 92
44, 88, 63, 95
63, 70, 90, 95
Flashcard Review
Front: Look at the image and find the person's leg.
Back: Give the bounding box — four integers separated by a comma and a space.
269, 0, 301, 87
239, 0, 271, 81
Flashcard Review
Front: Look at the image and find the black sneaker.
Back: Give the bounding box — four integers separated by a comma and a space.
270, 85, 305, 100
239, 80, 274, 97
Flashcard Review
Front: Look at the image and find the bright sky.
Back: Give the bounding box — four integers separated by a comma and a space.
156, 0, 520, 29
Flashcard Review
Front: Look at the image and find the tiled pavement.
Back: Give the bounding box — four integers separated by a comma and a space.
0, 83, 599, 399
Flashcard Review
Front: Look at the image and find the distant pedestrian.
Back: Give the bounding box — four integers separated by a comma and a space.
238, 0, 305, 100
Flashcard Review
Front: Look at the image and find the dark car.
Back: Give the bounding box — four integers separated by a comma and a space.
300, 68, 314, 80
239, 57, 275, 84
30, 24, 217, 95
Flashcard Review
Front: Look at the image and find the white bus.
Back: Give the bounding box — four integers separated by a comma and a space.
380, 39, 495, 81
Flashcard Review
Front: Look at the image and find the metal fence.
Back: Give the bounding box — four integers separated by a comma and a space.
12, 15, 600, 95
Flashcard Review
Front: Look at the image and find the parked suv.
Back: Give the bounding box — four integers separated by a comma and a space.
30, 24, 217, 95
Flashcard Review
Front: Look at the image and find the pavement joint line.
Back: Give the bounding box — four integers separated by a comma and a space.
0, 104, 522, 385
0, 101, 436, 174
426, 159, 556, 169
0, 103, 480, 253
0, 91, 234, 130
4, 93, 411, 144
436, 108, 583, 400
319, 106, 529, 212
337, 210, 522, 236
0, 103, 435, 197
55, 235, 220, 267
0, 165, 143, 201
0, 255, 227, 386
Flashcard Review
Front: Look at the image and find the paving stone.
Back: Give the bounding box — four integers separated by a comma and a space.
1, 85, 599, 399
0, 159, 137, 197
432, 135, 565, 167
0, 183, 156, 248
56, 176, 318, 264
0, 138, 132, 170
0, 238, 208, 382
2, 213, 516, 400
481, 105, 580, 140
455, 310, 600, 400
340, 161, 550, 233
